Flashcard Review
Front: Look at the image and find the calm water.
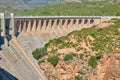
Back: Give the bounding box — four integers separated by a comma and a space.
0, 68, 18, 80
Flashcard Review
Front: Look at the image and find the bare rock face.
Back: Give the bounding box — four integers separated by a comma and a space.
40, 62, 58, 80
55, 60, 81, 80
87, 54, 120, 80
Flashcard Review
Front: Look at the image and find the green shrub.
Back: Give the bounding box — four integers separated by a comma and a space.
75, 75, 82, 80
38, 59, 45, 64
89, 56, 97, 68
88, 53, 103, 68
80, 54, 84, 59
96, 53, 103, 60
64, 53, 73, 61
50, 48, 57, 54
71, 53, 77, 57
32, 47, 47, 60
48, 55, 59, 67
32, 49, 40, 60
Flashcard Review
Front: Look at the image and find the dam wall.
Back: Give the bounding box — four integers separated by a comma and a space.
0, 13, 116, 80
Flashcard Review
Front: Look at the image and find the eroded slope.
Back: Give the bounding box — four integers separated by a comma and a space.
33, 19, 120, 80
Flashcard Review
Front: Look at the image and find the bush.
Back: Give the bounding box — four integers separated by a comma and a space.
38, 59, 45, 64
75, 75, 82, 80
96, 53, 103, 60
32, 49, 40, 60
64, 53, 73, 61
80, 54, 84, 59
88, 56, 97, 68
48, 55, 59, 67
32, 47, 47, 60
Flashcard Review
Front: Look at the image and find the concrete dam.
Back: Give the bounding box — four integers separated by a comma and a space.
0, 13, 114, 80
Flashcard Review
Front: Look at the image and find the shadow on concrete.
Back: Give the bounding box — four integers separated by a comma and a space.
0, 36, 4, 50
0, 67, 18, 80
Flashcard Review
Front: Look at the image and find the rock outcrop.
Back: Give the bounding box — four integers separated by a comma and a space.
87, 54, 120, 80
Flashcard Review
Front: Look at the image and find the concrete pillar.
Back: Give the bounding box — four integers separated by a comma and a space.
64, 19, 68, 29
42, 20, 47, 31
18, 20, 22, 33
78, 19, 82, 28
69, 19, 74, 31
10, 13, 15, 35
36, 20, 41, 31
32, 20, 37, 31
22, 20, 27, 32
52, 19, 57, 30
0, 13, 8, 46
1, 13, 5, 36
0, 13, 1, 48
58, 19, 62, 29
47, 20, 52, 31
89, 19, 94, 27
87, 19, 90, 28
27, 20, 31, 32
70, 19, 73, 27
73, 19, 79, 30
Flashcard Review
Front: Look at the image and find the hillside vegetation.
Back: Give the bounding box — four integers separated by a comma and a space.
0, 0, 120, 16
19, 0, 120, 16
32, 18, 120, 79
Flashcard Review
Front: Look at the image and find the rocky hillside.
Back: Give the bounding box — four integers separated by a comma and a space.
0, 0, 120, 16
0, 0, 108, 10
0, 0, 59, 10
32, 18, 120, 80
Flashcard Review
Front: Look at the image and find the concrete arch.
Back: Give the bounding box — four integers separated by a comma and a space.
84, 19, 88, 24
78, 19, 82, 24
73, 19, 77, 25
46, 20, 49, 27
62, 19, 65, 25
57, 19, 60, 26
16, 20, 20, 33
31, 20, 34, 31
25, 20, 29, 32
23, 20, 27, 32
67, 19, 71, 25
36, 20, 39, 30
21, 20, 24, 32
41, 20, 44, 28
51, 20, 55, 26
18, 20, 22, 32
27, 20, 31, 32
90, 19, 94, 24
36, 20, 42, 31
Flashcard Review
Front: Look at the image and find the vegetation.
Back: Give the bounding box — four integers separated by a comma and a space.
32, 47, 47, 60
89, 56, 97, 68
20, 0, 120, 16
75, 75, 82, 80
32, 18, 120, 79
89, 53, 103, 68
1, 0, 120, 16
38, 59, 45, 64
80, 54, 84, 59
47, 55, 59, 67
64, 53, 74, 61
33, 18, 120, 61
